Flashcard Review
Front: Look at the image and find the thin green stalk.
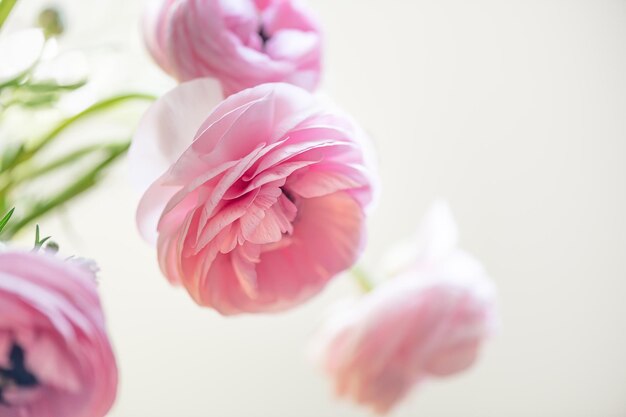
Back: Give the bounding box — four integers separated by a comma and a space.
11, 142, 120, 185
351, 266, 375, 293
0, 207, 14, 234
28, 93, 154, 158
1, 93, 155, 172
0, 74, 22, 91
15, 80, 87, 93
0, 0, 18, 31
0, 144, 102, 196
3, 141, 130, 239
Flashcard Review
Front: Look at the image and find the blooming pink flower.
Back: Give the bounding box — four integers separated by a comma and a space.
0, 249, 118, 417
313, 202, 497, 414
143, 0, 323, 96
130, 79, 377, 315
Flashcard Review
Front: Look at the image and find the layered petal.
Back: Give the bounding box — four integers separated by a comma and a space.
143, 0, 323, 95
0, 250, 118, 417
313, 202, 497, 414
133, 81, 376, 314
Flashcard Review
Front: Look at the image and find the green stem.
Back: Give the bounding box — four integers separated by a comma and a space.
28, 93, 154, 157
3, 141, 130, 239
0, 73, 23, 91
0, 207, 14, 234
8, 142, 120, 187
0, 142, 118, 197
351, 266, 375, 293
0, 93, 155, 173
0, 0, 18, 31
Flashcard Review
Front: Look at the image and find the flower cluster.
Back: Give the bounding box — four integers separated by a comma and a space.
136, 0, 499, 413
0, 0, 499, 415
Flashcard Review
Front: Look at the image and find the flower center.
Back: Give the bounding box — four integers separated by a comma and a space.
281, 186, 296, 204
258, 25, 271, 46
0, 344, 39, 406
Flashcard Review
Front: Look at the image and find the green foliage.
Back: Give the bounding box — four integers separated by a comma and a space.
0, 0, 156, 241
0, 0, 18, 31
33, 224, 51, 249
0, 207, 14, 235
1, 80, 87, 109
32, 224, 59, 253
0, 93, 155, 239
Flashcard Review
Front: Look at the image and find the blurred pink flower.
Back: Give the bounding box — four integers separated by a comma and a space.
144, 0, 323, 96
130, 79, 377, 315
0, 250, 118, 417
313, 202, 497, 414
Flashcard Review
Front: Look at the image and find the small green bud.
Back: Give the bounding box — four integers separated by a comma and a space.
37, 6, 65, 38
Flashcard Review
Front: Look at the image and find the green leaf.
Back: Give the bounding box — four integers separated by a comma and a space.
0, 0, 19, 31
1, 92, 155, 172
3, 140, 130, 238
35, 225, 52, 250
0, 207, 14, 234
0, 143, 25, 172
33, 224, 51, 250
11, 142, 122, 185
18, 80, 87, 93
34, 223, 40, 245
2, 81, 87, 110
4, 91, 61, 108
30, 93, 155, 154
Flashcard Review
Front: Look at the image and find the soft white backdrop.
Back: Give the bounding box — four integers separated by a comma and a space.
6, 0, 626, 416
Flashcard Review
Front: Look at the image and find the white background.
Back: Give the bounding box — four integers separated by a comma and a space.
5, 0, 626, 416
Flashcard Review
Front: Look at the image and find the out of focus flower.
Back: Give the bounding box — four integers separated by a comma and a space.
0, 29, 45, 85
0, 249, 118, 417
313, 202, 497, 414
130, 79, 376, 315
143, 0, 323, 96
32, 50, 89, 88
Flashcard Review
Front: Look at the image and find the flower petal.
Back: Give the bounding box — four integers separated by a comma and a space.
129, 78, 223, 196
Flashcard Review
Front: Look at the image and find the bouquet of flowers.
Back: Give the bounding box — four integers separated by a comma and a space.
0, 0, 498, 415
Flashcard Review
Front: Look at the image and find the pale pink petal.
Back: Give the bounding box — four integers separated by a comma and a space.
265, 30, 319, 62
133, 83, 376, 314
253, 192, 366, 308
129, 78, 223, 195
312, 202, 497, 414
0, 250, 117, 417
142, 0, 323, 95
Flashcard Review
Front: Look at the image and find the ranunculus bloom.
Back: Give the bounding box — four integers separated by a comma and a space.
130, 79, 376, 315
143, 0, 323, 96
313, 202, 497, 414
0, 250, 118, 417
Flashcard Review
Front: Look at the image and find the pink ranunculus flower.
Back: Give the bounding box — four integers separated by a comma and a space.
130, 79, 377, 315
143, 0, 323, 96
0, 249, 118, 417
313, 202, 498, 414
